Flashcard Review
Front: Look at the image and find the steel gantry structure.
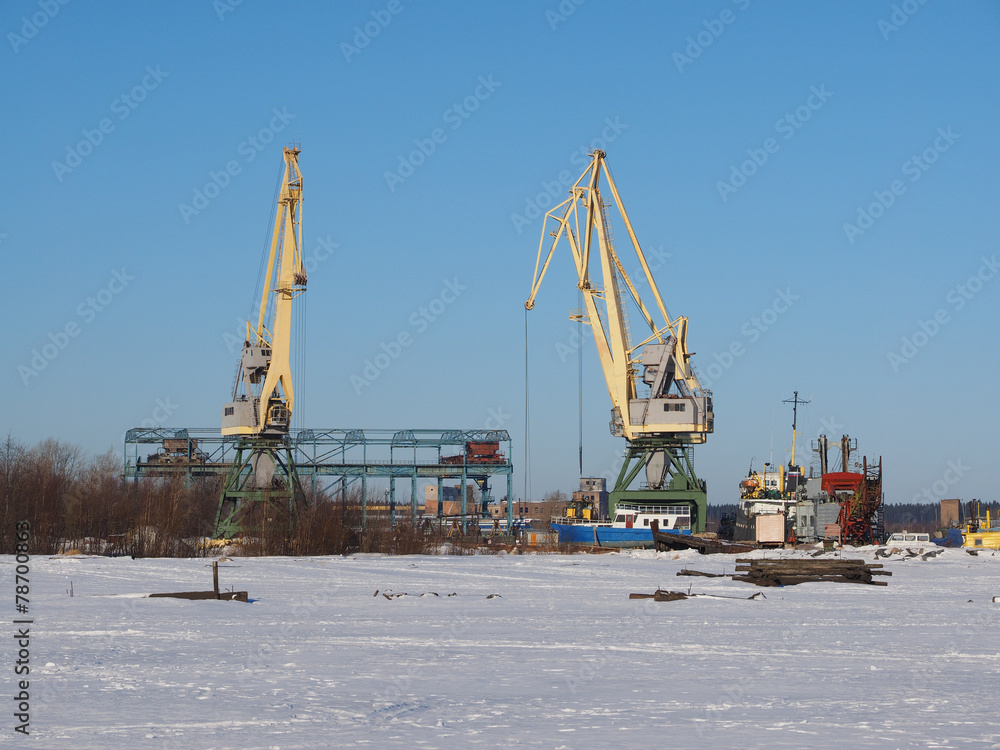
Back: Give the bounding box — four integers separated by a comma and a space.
123, 428, 515, 532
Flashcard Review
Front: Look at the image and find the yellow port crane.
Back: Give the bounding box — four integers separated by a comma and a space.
215, 147, 307, 538
525, 150, 713, 531
222, 146, 306, 437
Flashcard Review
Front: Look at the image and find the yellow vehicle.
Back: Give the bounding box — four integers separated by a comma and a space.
964, 529, 1000, 550
963, 503, 1000, 549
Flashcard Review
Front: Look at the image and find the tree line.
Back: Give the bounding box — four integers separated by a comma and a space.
0, 436, 458, 557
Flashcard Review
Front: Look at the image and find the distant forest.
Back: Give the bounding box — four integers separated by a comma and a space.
707, 501, 1000, 533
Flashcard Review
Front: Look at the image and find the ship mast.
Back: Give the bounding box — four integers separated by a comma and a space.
783, 391, 810, 469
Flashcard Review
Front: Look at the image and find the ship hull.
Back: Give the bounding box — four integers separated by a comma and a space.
550, 522, 691, 548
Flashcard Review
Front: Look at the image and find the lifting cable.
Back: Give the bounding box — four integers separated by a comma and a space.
524, 307, 531, 505
578, 289, 584, 477
249, 161, 286, 335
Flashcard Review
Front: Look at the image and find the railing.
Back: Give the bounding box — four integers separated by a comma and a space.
550, 515, 612, 526
616, 503, 691, 516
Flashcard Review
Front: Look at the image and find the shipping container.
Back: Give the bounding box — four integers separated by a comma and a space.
755, 513, 785, 544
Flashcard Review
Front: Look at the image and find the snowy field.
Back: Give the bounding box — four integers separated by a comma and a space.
3, 547, 999, 749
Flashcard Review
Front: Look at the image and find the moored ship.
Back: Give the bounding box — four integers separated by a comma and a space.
550, 501, 692, 548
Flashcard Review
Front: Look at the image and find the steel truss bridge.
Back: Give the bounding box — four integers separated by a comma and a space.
124, 427, 515, 528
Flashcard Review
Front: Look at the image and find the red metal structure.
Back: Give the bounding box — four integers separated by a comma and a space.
837, 457, 883, 546
821, 472, 863, 497
441, 442, 505, 465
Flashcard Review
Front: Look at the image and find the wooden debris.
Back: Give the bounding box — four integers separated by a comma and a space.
732, 557, 889, 587
629, 588, 765, 602
627, 590, 689, 601
676, 568, 727, 578
149, 561, 248, 602
650, 520, 756, 554
150, 590, 248, 602
654, 590, 689, 601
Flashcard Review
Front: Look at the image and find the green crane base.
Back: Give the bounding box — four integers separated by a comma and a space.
609, 442, 708, 533
214, 438, 303, 539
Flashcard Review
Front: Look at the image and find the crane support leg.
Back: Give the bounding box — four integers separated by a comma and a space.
214, 438, 303, 539
609, 442, 707, 533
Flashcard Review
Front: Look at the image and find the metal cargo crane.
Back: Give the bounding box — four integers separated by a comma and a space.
215, 146, 307, 538
525, 150, 713, 531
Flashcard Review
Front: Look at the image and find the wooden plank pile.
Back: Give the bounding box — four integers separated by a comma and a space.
732, 557, 890, 587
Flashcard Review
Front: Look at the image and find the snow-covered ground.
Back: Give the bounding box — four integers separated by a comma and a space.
3, 547, 999, 749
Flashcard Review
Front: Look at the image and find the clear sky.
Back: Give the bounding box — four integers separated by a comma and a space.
3, 0, 998, 506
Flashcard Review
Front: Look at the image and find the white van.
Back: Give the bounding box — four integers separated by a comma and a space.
886, 531, 931, 544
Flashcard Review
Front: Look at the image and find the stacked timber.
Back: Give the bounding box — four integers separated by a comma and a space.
733, 557, 890, 587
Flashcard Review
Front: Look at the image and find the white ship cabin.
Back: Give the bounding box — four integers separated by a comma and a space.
614, 503, 691, 531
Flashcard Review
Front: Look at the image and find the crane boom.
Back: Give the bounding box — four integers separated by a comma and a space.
525, 150, 713, 444
222, 147, 306, 437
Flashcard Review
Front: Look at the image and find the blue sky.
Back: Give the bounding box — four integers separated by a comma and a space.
3, 0, 998, 506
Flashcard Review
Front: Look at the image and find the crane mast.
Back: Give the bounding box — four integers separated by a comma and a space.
215, 147, 307, 539
525, 150, 713, 531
